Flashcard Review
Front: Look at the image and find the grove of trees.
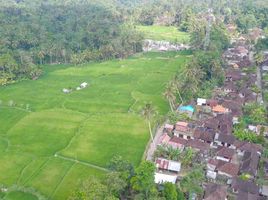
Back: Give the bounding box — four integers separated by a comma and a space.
0, 0, 144, 85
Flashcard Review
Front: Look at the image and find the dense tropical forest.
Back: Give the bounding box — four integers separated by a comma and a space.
1, 0, 268, 85
1, 0, 268, 200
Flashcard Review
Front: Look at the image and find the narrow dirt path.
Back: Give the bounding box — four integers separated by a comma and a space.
146, 124, 165, 161
54, 154, 109, 172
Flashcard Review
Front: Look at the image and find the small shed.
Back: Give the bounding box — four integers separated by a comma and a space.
62, 88, 71, 93
197, 98, 207, 106
261, 185, 268, 197
168, 160, 181, 172
206, 170, 217, 180
262, 66, 268, 71
154, 172, 177, 184
80, 82, 88, 88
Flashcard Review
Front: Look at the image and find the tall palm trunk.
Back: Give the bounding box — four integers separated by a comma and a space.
177, 89, 184, 105
169, 99, 174, 112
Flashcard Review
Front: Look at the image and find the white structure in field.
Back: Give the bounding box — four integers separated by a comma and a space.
154, 172, 177, 184
80, 82, 88, 88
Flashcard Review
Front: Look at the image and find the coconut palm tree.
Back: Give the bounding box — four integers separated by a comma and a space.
166, 145, 181, 161
37, 50, 45, 65
182, 61, 205, 94
173, 75, 184, 105
154, 144, 168, 159
255, 52, 264, 66
163, 81, 177, 112
141, 103, 157, 146
182, 147, 194, 166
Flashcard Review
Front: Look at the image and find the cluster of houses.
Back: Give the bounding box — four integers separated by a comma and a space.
143, 39, 190, 52
153, 33, 268, 199
62, 82, 89, 94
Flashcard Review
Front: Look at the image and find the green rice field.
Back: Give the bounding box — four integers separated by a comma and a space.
0, 51, 190, 199
136, 25, 190, 43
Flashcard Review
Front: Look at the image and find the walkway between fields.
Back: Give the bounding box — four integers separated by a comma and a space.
146, 124, 165, 161
54, 154, 109, 172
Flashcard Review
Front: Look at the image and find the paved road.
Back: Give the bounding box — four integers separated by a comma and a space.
250, 51, 263, 103
146, 124, 165, 161
257, 64, 263, 103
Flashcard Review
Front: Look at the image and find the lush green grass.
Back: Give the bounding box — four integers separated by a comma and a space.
4, 191, 38, 200
136, 25, 190, 43
0, 51, 189, 199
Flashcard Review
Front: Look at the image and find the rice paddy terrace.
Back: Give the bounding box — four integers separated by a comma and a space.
0, 51, 190, 199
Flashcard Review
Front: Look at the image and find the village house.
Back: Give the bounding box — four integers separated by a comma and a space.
196, 98, 219, 117
216, 146, 235, 162
203, 183, 228, 200
212, 105, 229, 115
239, 150, 260, 178
222, 100, 243, 122
164, 123, 174, 133
203, 117, 220, 130
231, 178, 260, 200
236, 57, 252, 68
168, 136, 187, 151
154, 172, 177, 184
217, 162, 239, 178
225, 92, 245, 106
193, 127, 215, 146
225, 70, 242, 82
158, 133, 171, 145
174, 121, 195, 139
214, 134, 236, 148
223, 82, 238, 93
234, 46, 249, 57
234, 141, 262, 156
156, 158, 181, 173
229, 62, 240, 69
239, 87, 257, 104
206, 159, 239, 179
186, 139, 210, 154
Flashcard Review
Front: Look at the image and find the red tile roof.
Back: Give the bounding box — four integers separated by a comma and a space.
216, 146, 235, 159
187, 139, 210, 152
218, 162, 239, 177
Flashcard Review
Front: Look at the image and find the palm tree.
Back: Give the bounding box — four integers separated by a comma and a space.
182, 61, 205, 94
154, 144, 168, 159
141, 103, 157, 146
173, 75, 184, 104
163, 81, 177, 112
37, 50, 45, 65
166, 145, 181, 161
182, 147, 194, 166
255, 52, 264, 66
